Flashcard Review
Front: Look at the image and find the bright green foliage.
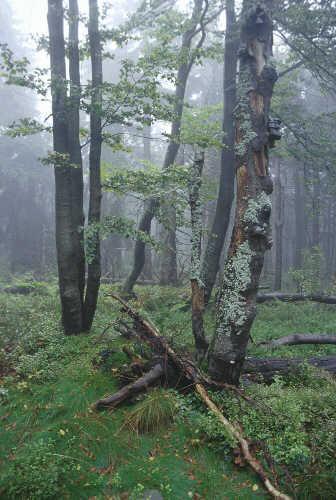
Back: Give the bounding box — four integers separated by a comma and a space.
85, 216, 160, 264
288, 246, 325, 294
5, 118, 51, 137
102, 161, 190, 199
180, 104, 224, 149
0, 285, 265, 499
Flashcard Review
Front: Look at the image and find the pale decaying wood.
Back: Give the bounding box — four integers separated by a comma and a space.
94, 294, 291, 499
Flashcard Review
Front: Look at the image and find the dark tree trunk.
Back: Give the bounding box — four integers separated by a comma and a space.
259, 333, 336, 348
311, 168, 320, 248
124, 0, 207, 294
294, 162, 306, 270
84, 0, 103, 330
200, 0, 239, 305
142, 126, 153, 281
244, 356, 336, 382
123, 199, 156, 296
208, 0, 277, 385
48, 0, 83, 333
68, 0, 85, 304
257, 292, 336, 304
273, 157, 283, 291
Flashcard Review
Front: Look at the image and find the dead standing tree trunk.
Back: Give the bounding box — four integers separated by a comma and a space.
208, 0, 278, 384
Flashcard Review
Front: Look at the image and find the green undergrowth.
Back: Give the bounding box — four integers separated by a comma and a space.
0, 284, 336, 499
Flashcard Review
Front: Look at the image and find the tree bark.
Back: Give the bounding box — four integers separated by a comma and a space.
259, 333, 336, 347
94, 363, 164, 410
200, 0, 239, 305
256, 292, 336, 304
208, 0, 277, 384
68, 0, 85, 305
244, 355, 336, 382
189, 151, 208, 360
273, 157, 284, 291
142, 126, 153, 281
294, 162, 306, 270
124, 0, 207, 294
48, 0, 83, 333
83, 0, 103, 330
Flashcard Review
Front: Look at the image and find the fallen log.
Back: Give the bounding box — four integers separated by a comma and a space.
259, 334, 336, 348
95, 363, 164, 410
93, 293, 291, 500
244, 356, 336, 382
257, 293, 336, 305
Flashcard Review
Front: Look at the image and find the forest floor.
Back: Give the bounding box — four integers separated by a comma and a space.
0, 281, 336, 499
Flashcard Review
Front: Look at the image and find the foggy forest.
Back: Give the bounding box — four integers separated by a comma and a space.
1, 0, 336, 498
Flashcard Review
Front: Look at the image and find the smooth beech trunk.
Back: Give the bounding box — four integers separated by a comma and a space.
200, 0, 239, 305
208, 0, 277, 384
84, 0, 103, 330
48, 0, 83, 333
68, 0, 85, 305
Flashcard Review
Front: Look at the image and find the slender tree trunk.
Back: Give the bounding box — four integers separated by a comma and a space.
83, 0, 103, 330
208, 0, 277, 384
189, 150, 208, 360
273, 157, 283, 291
142, 126, 153, 281
68, 0, 85, 304
48, 0, 83, 333
200, 0, 239, 304
311, 168, 320, 248
123, 0, 207, 295
294, 162, 306, 269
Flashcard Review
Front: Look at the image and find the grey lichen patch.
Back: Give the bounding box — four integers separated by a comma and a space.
215, 241, 253, 339
243, 191, 271, 226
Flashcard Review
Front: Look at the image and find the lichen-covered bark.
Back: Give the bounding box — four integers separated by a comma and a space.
208, 0, 277, 384
189, 151, 208, 360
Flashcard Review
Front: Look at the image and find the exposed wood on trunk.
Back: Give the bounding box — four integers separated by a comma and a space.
200, 0, 239, 305
244, 356, 336, 382
257, 293, 336, 304
84, 0, 103, 330
208, 0, 279, 384
93, 294, 291, 499
259, 333, 336, 347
